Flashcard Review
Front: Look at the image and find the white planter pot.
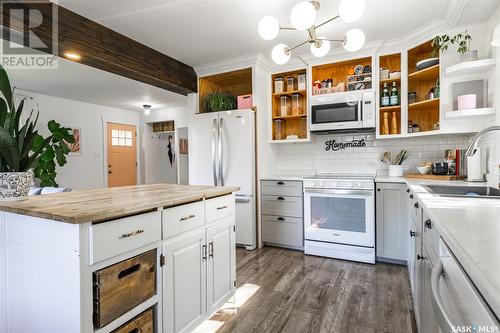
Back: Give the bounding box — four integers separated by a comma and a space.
0, 172, 33, 201
388, 165, 404, 177
459, 50, 478, 62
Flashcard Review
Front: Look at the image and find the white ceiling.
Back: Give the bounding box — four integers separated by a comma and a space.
6, 56, 187, 112
58, 0, 500, 67
6, 0, 500, 113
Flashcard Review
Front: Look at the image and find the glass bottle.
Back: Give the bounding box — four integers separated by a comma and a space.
434, 79, 440, 98
381, 83, 390, 107
389, 82, 399, 106
292, 93, 302, 115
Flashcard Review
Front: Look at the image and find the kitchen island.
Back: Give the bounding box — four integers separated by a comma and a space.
0, 183, 239, 333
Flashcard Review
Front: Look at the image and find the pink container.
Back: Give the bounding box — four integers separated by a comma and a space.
457, 94, 477, 110
237, 94, 253, 109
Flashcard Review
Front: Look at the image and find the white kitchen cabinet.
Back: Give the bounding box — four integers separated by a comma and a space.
375, 182, 408, 263
421, 247, 440, 333
163, 230, 207, 333
163, 195, 236, 333
207, 219, 235, 315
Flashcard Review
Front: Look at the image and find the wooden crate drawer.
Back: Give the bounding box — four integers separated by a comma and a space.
261, 195, 303, 217
206, 194, 234, 223
111, 308, 154, 333
261, 180, 302, 197
93, 249, 157, 329
90, 210, 161, 264
163, 201, 204, 239
262, 215, 303, 248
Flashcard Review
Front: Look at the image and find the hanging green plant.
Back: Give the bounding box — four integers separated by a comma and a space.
431, 31, 473, 57
203, 92, 237, 112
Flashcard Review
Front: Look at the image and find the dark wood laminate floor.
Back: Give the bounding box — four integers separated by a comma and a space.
210, 246, 416, 333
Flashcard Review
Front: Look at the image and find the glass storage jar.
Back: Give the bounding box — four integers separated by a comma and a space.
274, 119, 284, 140
274, 77, 284, 94
280, 96, 291, 117
292, 93, 302, 115
297, 73, 306, 91
300, 117, 307, 139
286, 76, 295, 92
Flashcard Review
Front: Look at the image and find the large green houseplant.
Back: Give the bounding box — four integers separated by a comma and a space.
0, 65, 74, 200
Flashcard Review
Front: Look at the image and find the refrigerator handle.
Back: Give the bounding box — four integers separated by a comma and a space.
212, 118, 218, 186
219, 117, 224, 186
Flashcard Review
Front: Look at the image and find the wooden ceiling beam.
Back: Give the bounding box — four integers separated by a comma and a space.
1, 1, 197, 95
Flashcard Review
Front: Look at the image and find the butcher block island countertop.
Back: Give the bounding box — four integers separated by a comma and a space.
0, 183, 239, 224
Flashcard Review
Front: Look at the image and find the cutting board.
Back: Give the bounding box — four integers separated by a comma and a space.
404, 173, 466, 180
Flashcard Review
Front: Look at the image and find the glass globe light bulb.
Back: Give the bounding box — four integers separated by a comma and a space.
290, 1, 317, 31
271, 44, 291, 65
343, 28, 365, 52
339, 0, 365, 23
258, 16, 280, 40
310, 39, 330, 57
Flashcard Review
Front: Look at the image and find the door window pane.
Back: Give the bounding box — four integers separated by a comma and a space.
310, 197, 366, 233
111, 130, 133, 146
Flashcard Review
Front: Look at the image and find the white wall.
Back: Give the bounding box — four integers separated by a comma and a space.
17, 90, 141, 190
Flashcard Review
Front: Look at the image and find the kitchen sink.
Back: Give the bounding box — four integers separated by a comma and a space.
424, 185, 500, 199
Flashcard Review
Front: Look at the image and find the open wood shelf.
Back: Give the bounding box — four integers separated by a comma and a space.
408, 98, 439, 110
380, 77, 401, 84
408, 64, 439, 82
380, 105, 401, 111
198, 68, 252, 113
272, 114, 307, 120
271, 69, 308, 141
272, 90, 306, 97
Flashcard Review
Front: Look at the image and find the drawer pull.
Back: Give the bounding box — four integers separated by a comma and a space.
277, 217, 285, 222
119, 229, 144, 239
216, 205, 228, 210
410, 194, 414, 199
414, 202, 419, 209
202, 244, 207, 261
276, 181, 285, 185
118, 264, 141, 279
209, 242, 214, 258
409, 231, 416, 237
417, 254, 424, 260
425, 219, 432, 229
179, 214, 196, 222
277, 196, 285, 201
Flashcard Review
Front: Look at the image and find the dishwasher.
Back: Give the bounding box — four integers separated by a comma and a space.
432, 239, 500, 333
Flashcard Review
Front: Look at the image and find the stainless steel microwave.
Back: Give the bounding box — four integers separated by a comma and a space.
309, 90, 375, 132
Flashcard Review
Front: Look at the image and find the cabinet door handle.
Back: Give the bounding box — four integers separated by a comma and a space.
410, 194, 414, 199
425, 219, 432, 229
414, 202, 419, 208
118, 229, 144, 239
277, 196, 285, 201
179, 214, 196, 222
209, 242, 214, 258
406, 189, 410, 193
216, 205, 228, 210
277, 181, 285, 185
202, 244, 207, 261
277, 217, 286, 222
377, 188, 381, 192
409, 231, 416, 237
417, 254, 424, 260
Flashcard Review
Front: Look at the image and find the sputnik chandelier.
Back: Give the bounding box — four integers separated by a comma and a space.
258, 0, 366, 64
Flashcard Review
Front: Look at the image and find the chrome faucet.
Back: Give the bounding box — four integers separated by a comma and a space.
465, 126, 500, 157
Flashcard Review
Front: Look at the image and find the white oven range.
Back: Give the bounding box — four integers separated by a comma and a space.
303, 173, 375, 264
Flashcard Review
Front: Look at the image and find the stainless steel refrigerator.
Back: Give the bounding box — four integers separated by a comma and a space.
190, 109, 256, 250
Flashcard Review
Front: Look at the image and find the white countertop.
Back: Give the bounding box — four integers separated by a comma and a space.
400, 178, 500, 318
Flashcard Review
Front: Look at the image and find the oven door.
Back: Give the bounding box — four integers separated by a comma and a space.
304, 188, 375, 247
310, 101, 362, 131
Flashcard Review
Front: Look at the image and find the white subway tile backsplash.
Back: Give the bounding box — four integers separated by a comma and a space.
277, 133, 471, 174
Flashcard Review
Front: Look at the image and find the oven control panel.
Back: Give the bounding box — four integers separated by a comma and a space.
303, 179, 374, 190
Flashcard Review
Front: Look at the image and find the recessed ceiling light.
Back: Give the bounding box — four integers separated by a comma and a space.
64, 52, 81, 60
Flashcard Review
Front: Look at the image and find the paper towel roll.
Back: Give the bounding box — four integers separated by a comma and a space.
467, 148, 483, 181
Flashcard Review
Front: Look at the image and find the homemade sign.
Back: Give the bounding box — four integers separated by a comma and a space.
325, 139, 366, 151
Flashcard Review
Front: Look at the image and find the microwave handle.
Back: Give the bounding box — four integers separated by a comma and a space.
358, 100, 362, 122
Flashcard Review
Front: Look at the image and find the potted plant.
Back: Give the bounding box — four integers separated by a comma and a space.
431, 31, 477, 62
0, 65, 74, 201
203, 92, 237, 112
